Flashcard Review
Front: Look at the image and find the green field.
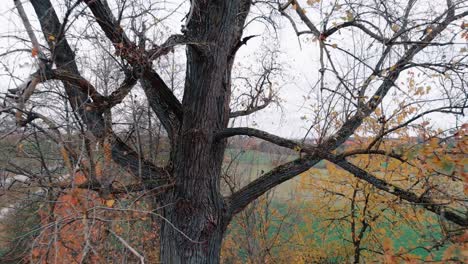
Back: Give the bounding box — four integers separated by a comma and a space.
0, 146, 462, 262
224, 149, 462, 262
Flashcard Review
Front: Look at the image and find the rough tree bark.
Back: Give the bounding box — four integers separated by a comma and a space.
160, 2, 250, 262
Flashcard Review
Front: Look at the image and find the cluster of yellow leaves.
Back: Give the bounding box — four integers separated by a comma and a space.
221, 192, 348, 263
105, 199, 115, 207
391, 24, 400, 32
345, 10, 354, 21
460, 21, 468, 40
294, 116, 467, 262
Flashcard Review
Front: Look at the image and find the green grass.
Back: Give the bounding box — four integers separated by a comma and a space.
224, 149, 461, 262
228, 199, 453, 262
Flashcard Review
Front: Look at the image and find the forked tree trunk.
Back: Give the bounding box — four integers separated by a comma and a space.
30, 0, 251, 262
159, 2, 249, 263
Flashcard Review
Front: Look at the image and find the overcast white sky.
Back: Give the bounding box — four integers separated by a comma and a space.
0, 1, 325, 138
0, 0, 465, 138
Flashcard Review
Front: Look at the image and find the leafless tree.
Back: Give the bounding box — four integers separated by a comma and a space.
0, 0, 467, 263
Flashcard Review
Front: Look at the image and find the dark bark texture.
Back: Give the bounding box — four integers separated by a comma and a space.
159, 1, 250, 263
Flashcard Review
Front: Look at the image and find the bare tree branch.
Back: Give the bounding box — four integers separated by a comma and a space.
323, 153, 467, 227
215, 127, 316, 153
28, 0, 170, 183
228, 1, 468, 217
107, 228, 146, 264
84, 0, 183, 140
228, 155, 321, 215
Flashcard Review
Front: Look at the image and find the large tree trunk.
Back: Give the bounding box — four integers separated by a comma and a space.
159, 2, 249, 263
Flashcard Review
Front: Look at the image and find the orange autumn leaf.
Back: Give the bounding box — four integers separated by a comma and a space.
73, 172, 87, 185
103, 140, 112, 164
454, 230, 468, 243
442, 244, 458, 261
105, 199, 115, 207
31, 47, 38, 57
32, 248, 41, 258
95, 161, 103, 178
